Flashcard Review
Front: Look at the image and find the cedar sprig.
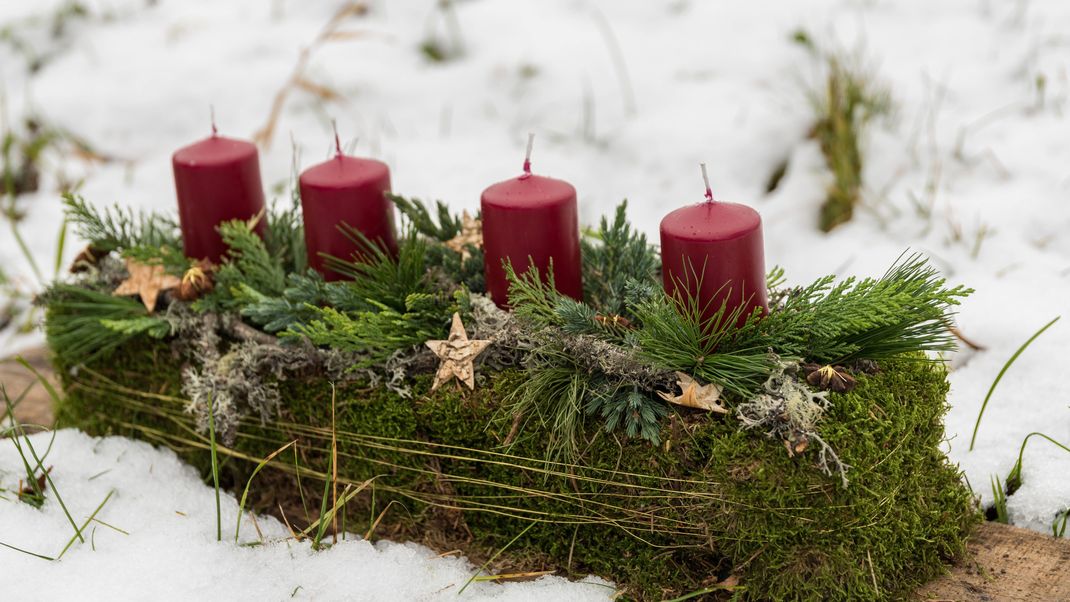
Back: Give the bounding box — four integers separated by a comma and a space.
735, 252, 971, 362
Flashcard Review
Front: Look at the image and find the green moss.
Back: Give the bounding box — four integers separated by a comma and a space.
54, 342, 978, 601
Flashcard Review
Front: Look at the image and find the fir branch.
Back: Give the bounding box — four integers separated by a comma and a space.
388, 194, 461, 241
588, 385, 667, 445
62, 193, 181, 253
581, 200, 659, 316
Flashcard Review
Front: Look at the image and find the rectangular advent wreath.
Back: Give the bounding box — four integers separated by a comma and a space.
43, 126, 980, 601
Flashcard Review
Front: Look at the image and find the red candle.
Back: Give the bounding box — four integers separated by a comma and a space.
660, 164, 768, 330
299, 133, 396, 281
481, 135, 583, 307
173, 122, 266, 263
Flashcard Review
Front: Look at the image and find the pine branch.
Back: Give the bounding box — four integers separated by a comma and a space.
41, 284, 172, 362
63, 193, 181, 252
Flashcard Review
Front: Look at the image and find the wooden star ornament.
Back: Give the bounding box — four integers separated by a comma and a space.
444, 211, 483, 260
658, 372, 728, 414
112, 258, 181, 313
426, 312, 491, 391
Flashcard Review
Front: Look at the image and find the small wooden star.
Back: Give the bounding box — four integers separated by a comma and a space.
113, 258, 181, 313
426, 312, 491, 391
444, 211, 483, 260
658, 372, 728, 413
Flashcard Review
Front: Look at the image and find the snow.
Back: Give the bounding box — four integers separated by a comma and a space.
0, 0, 1068, 566
0, 429, 613, 600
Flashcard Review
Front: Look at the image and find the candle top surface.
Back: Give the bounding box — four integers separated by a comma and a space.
481, 174, 576, 209
300, 155, 390, 189
173, 135, 257, 167
660, 201, 761, 241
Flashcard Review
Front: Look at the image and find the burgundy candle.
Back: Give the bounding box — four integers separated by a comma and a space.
660, 164, 768, 330
298, 132, 396, 281
481, 135, 583, 307
173, 121, 266, 263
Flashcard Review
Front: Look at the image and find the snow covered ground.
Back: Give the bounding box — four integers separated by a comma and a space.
0, 429, 612, 600
1, 0, 1069, 585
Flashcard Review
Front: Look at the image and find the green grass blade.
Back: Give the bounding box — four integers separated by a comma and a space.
56, 489, 115, 559
458, 522, 535, 595
235, 440, 296, 543
0, 540, 55, 561
969, 316, 1060, 450
207, 392, 221, 542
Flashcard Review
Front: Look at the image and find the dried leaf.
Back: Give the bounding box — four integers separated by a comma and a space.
658, 372, 727, 413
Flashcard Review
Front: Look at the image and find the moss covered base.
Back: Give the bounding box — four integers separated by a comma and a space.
55, 343, 978, 601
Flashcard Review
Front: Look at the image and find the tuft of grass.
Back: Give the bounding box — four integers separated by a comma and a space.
235, 440, 296, 543
969, 316, 1060, 450
794, 31, 892, 232
1003, 431, 1070, 497
989, 476, 1009, 524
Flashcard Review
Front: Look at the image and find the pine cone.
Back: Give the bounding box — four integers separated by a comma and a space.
803, 364, 857, 393
173, 261, 215, 301
69, 245, 104, 273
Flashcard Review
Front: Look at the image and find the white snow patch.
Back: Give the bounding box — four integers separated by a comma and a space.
0, 429, 613, 600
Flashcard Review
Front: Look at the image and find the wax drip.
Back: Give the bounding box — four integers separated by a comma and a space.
332, 119, 343, 157
521, 132, 535, 179
700, 163, 714, 202
210, 105, 218, 137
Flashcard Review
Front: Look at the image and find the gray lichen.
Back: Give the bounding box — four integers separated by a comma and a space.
736, 359, 850, 487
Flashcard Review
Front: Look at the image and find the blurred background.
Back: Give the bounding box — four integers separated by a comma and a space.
1, 0, 1068, 531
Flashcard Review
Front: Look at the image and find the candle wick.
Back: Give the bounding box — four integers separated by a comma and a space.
210, 105, 218, 137
332, 119, 342, 158
521, 132, 534, 179
700, 162, 714, 202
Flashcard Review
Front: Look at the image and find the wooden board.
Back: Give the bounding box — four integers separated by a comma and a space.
0, 346, 57, 427
3, 346, 1070, 599
917, 521, 1070, 601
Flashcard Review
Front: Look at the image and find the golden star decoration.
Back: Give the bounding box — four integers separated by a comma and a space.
112, 258, 181, 313
444, 211, 483, 260
426, 312, 491, 391
658, 371, 728, 414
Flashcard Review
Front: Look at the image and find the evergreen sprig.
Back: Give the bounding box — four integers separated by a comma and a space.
41, 284, 172, 363
388, 194, 484, 292
63, 194, 181, 253
388, 193, 461, 241
581, 200, 659, 317
737, 252, 971, 362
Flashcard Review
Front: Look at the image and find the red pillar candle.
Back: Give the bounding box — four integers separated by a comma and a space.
660, 164, 768, 330
298, 133, 396, 281
481, 135, 583, 307
173, 122, 266, 263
